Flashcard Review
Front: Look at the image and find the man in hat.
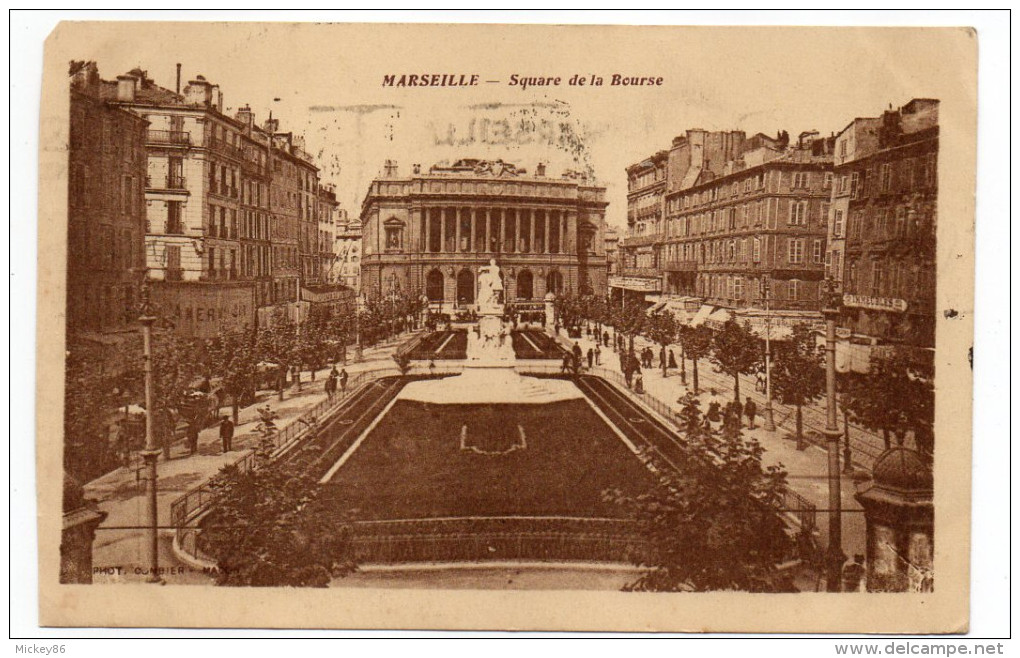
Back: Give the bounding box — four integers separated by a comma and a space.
219, 415, 234, 453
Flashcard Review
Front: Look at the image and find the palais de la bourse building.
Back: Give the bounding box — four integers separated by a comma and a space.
358, 159, 609, 310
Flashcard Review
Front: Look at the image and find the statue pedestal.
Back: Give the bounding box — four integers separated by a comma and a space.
469, 314, 513, 364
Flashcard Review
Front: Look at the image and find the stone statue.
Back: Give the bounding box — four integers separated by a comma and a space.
477, 259, 504, 311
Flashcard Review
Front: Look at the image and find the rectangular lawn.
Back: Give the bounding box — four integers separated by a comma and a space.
322, 399, 654, 520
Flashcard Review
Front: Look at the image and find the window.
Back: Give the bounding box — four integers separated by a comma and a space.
824, 172, 833, 189
871, 263, 885, 296
850, 171, 860, 199
208, 247, 217, 277
728, 240, 736, 261
789, 279, 801, 301
876, 208, 889, 237
752, 237, 761, 263
788, 238, 804, 264
880, 163, 892, 192
121, 176, 131, 215
813, 239, 823, 264
833, 210, 845, 237
793, 172, 808, 188
743, 178, 752, 193
789, 201, 807, 226
838, 175, 848, 195
167, 201, 183, 234
895, 207, 907, 235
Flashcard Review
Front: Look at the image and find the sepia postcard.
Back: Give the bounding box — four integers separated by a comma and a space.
37, 21, 976, 632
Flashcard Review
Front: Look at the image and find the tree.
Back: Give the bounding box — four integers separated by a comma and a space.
255, 311, 299, 400
771, 324, 825, 450
206, 332, 258, 425
711, 320, 762, 404
612, 301, 646, 355
147, 330, 210, 457
678, 325, 713, 393
63, 339, 137, 485
843, 348, 935, 459
200, 445, 358, 587
605, 394, 793, 592
646, 312, 679, 378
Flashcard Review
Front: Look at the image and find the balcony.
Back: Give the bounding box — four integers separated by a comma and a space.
619, 266, 662, 279
241, 159, 267, 177
662, 259, 699, 272
210, 138, 244, 160
146, 175, 187, 191
147, 130, 191, 147
621, 233, 661, 248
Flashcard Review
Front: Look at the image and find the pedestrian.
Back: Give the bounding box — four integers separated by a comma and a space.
330, 364, 339, 378
339, 368, 349, 394
219, 416, 234, 453
706, 400, 722, 424
602, 331, 610, 348
586, 347, 594, 369
325, 373, 337, 401
744, 396, 758, 429
186, 423, 200, 456
668, 349, 677, 370
658, 347, 666, 371
634, 369, 644, 394
594, 344, 602, 366
561, 352, 572, 374
572, 341, 582, 363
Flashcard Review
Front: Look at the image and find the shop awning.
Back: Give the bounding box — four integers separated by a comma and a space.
645, 300, 668, 315
705, 309, 733, 328
690, 304, 714, 327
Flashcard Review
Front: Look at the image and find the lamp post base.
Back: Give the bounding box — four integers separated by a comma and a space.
762, 404, 776, 432
139, 448, 163, 585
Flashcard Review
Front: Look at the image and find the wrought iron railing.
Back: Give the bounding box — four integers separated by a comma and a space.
349, 516, 651, 565
170, 365, 404, 551
147, 130, 191, 146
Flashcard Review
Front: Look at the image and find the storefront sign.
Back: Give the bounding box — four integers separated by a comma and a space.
843, 294, 908, 313
150, 283, 255, 338
608, 275, 660, 292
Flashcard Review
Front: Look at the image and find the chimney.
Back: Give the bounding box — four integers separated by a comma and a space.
175, 63, 182, 95
536, 162, 546, 177
210, 84, 223, 112
116, 74, 138, 102
384, 160, 398, 177
184, 76, 212, 107
412, 163, 421, 174
264, 117, 279, 134
235, 105, 254, 131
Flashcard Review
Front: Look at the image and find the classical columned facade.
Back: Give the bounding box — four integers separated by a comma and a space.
359, 160, 608, 308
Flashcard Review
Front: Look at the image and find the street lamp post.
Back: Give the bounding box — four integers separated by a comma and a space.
822, 276, 845, 592
138, 280, 162, 584
354, 293, 364, 362
761, 275, 776, 432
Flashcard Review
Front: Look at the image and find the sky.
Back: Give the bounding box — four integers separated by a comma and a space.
54, 22, 974, 226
